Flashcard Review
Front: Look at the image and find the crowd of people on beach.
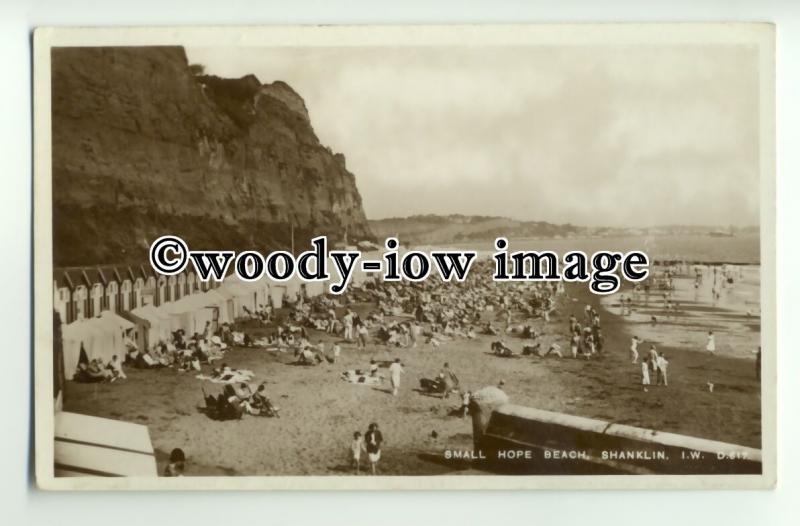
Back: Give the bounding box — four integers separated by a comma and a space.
69, 258, 761, 475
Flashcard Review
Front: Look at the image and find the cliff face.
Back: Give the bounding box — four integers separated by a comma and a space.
51, 46, 372, 266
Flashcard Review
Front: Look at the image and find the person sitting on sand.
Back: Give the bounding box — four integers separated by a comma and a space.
297, 348, 320, 365
107, 355, 126, 380
249, 383, 279, 417
541, 342, 563, 358
369, 359, 379, 377
436, 362, 459, 399
163, 448, 186, 477
491, 340, 514, 357
88, 359, 113, 381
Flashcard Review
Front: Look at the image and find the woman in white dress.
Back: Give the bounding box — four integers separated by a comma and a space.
706, 331, 716, 354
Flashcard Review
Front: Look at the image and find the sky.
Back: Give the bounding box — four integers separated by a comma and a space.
186, 44, 761, 227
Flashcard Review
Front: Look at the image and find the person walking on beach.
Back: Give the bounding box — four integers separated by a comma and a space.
343, 310, 354, 341
350, 431, 365, 474
706, 331, 716, 354
630, 336, 640, 363
656, 352, 669, 386
389, 358, 404, 396
571, 332, 581, 359
364, 423, 383, 475
357, 323, 368, 351
648, 345, 659, 373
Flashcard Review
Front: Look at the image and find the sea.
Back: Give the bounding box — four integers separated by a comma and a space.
444, 233, 760, 265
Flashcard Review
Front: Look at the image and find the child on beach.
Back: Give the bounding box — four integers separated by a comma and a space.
163, 448, 186, 477
630, 336, 640, 363
461, 391, 471, 418
706, 331, 716, 354
350, 431, 365, 474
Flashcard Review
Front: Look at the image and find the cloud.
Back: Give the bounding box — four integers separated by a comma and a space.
187, 44, 760, 226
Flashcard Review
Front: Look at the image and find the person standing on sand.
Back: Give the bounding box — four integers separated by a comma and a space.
630, 336, 640, 363
656, 352, 669, 386
357, 323, 368, 351
343, 310, 354, 341
706, 331, 716, 354
364, 423, 383, 475
389, 358, 404, 396
641, 360, 651, 392
648, 345, 659, 373
350, 431, 365, 474
754, 346, 761, 380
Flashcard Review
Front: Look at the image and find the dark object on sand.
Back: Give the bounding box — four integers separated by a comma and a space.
201, 387, 243, 421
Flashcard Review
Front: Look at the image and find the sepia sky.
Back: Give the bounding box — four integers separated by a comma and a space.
187, 45, 761, 227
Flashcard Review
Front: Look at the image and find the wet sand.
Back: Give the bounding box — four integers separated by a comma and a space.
63, 278, 761, 476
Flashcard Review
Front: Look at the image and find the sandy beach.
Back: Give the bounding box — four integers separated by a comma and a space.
62, 267, 761, 477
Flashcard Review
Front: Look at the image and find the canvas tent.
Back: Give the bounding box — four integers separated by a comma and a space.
61, 312, 135, 373
54, 411, 157, 477
131, 304, 172, 348
221, 281, 258, 318
157, 293, 218, 335
269, 285, 286, 308
305, 280, 325, 298
202, 289, 230, 325
213, 286, 239, 322
119, 310, 149, 353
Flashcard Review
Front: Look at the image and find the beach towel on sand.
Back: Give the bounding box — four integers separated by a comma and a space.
340, 370, 384, 386
196, 369, 254, 384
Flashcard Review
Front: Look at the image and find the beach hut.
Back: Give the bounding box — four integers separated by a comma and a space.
54, 411, 157, 477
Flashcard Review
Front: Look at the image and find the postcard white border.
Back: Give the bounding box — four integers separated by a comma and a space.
33, 23, 776, 491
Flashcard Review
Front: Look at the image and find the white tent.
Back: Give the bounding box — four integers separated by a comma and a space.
61, 313, 134, 373
157, 293, 217, 335
305, 280, 326, 298
221, 281, 260, 318
269, 284, 286, 308
131, 304, 172, 347
203, 289, 231, 325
